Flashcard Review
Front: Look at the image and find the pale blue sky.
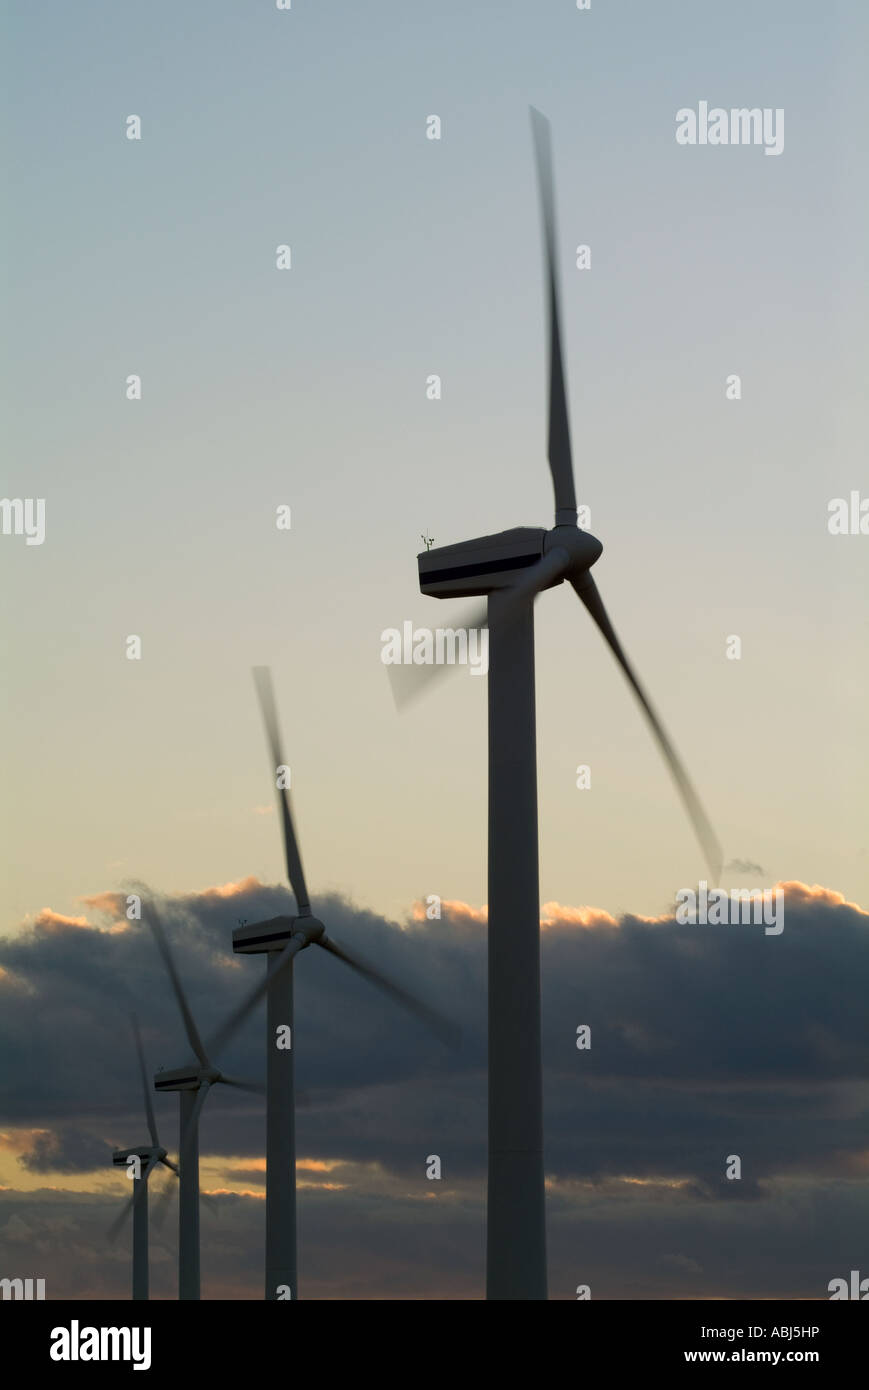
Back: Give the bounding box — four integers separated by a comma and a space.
2, 0, 867, 930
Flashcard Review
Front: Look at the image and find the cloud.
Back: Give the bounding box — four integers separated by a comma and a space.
541, 902, 620, 929
187, 877, 265, 901
31, 909, 92, 931
411, 898, 487, 926
658, 1253, 703, 1275
79, 892, 127, 916
0, 878, 867, 1297
18, 1127, 113, 1174
777, 882, 869, 914
1, 1173, 866, 1301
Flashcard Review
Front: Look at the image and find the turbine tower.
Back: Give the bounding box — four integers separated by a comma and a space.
235, 666, 458, 1301
147, 904, 268, 1301
109, 1014, 179, 1300
399, 109, 722, 1300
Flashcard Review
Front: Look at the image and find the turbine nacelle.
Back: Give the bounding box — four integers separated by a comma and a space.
232, 913, 325, 955
112, 1145, 165, 1167
153, 1064, 219, 1093
232, 914, 298, 954
418, 524, 602, 601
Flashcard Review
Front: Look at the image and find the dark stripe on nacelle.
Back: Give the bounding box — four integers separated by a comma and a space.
234, 928, 295, 949
421, 552, 541, 586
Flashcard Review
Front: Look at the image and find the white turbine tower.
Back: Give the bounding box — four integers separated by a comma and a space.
109, 1014, 179, 1301
233, 665, 459, 1301
395, 108, 723, 1300
147, 904, 269, 1301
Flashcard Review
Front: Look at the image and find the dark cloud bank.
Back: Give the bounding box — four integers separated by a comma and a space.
0, 881, 867, 1299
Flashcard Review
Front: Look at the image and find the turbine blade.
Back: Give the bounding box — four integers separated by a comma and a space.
572, 574, 723, 883
205, 935, 305, 1060
160, 1155, 180, 1176
179, 1081, 212, 1175
131, 1013, 159, 1149
316, 934, 461, 1049
152, 1167, 177, 1233
219, 1075, 266, 1095
386, 601, 487, 709
530, 106, 577, 524
389, 546, 571, 709
151, 1169, 216, 1232
106, 1152, 160, 1243
252, 666, 311, 915
147, 904, 209, 1068
107, 1192, 136, 1244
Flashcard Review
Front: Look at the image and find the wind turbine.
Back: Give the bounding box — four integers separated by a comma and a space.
147, 903, 267, 1301
396, 108, 723, 1300
109, 1014, 179, 1301
233, 665, 458, 1301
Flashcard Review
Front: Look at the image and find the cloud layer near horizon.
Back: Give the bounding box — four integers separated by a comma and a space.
1, 879, 867, 1299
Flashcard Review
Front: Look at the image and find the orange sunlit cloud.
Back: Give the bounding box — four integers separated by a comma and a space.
411, 899, 488, 926
541, 902, 619, 930
80, 890, 127, 915
82, 879, 271, 921
230, 1158, 267, 1175
29, 900, 134, 935
186, 876, 264, 901
0, 1128, 43, 1153
413, 882, 868, 935
201, 1156, 355, 1200
28, 880, 865, 952
34, 908, 91, 930
413, 898, 632, 931
776, 881, 869, 915
205, 1187, 266, 1200
24, 907, 133, 937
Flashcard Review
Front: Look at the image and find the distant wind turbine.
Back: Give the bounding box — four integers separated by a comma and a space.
109, 1014, 179, 1300
147, 904, 267, 1301
234, 665, 459, 1300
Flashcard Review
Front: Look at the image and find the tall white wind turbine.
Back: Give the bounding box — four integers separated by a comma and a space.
395, 108, 723, 1301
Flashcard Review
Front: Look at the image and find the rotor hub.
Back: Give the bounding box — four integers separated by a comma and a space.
293, 915, 325, 947
544, 523, 603, 576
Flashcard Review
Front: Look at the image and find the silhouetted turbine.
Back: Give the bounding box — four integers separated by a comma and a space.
108, 1014, 179, 1300
146, 902, 264, 1301
393, 108, 723, 1300
234, 665, 459, 1300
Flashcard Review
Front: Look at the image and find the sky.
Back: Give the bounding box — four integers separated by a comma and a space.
1, 0, 867, 1300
